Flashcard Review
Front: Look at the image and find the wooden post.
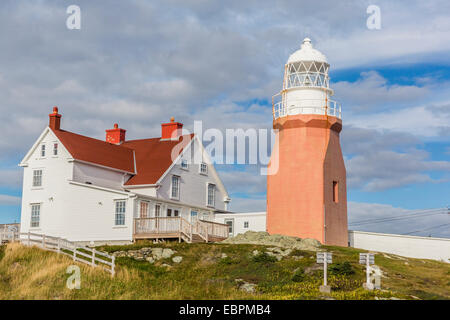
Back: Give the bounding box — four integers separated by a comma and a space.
111, 256, 115, 276
73, 246, 77, 261
57, 237, 61, 254
92, 248, 96, 266
28, 231, 30, 246
42, 234, 46, 248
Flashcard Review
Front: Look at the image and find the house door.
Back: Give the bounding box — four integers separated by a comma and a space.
190, 210, 198, 223
224, 218, 234, 237
140, 201, 149, 218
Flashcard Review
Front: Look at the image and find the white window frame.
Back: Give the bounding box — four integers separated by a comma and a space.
30, 203, 41, 228
224, 218, 234, 236
53, 142, 58, 156
114, 200, 126, 226
207, 183, 215, 207
32, 169, 43, 188
181, 159, 189, 170
154, 203, 161, 217
40, 144, 46, 158
199, 162, 208, 175
171, 175, 180, 200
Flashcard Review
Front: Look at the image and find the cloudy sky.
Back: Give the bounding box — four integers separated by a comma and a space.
0, 0, 449, 237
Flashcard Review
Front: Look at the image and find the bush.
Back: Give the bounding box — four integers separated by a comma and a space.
218, 256, 237, 265
329, 262, 355, 276
251, 252, 277, 263
291, 269, 306, 282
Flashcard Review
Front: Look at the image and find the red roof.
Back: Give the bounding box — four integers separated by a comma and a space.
122, 134, 194, 185
52, 128, 194, 185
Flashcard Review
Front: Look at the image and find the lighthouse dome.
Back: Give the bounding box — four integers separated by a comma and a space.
287, 38, 328, 64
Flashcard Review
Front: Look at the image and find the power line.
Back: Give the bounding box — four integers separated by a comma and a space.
349, 208, 447, 226
402, 222, 450, 236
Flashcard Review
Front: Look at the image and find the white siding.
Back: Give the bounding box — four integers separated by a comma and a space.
157, 138, 228, 211
349, 230, 450, 263
215, 212, 267, 237
73, 162, 131, 190
20, 129, 134, 242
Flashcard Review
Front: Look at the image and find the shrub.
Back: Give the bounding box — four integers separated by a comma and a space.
251, 252, 277, 263
291, 269, 306, 282
218, 256, 237, 265
329, 262, 355, 276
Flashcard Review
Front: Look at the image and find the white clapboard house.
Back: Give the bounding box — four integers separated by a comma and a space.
18, 107, 236, 244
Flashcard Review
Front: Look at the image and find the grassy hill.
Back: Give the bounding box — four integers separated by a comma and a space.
0, 241, 449, 300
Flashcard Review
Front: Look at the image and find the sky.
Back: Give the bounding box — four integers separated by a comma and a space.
0, 0, 449, 237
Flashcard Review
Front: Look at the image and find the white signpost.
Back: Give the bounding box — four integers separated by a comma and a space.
359, 253, 380, 290
317, 252, 332, 293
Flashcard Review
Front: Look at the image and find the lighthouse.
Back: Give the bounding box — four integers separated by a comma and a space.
266, 38, 348, 246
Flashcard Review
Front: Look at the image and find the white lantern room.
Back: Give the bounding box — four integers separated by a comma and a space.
272, 38, 341, 119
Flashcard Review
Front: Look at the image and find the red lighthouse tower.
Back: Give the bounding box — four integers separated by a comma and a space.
266, 38, 348, 246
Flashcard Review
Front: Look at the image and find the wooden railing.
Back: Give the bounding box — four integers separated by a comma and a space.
134, 217, 182, 234
133, 217, 229, 242
200, 220, 229, 239
0, 231, 115, 276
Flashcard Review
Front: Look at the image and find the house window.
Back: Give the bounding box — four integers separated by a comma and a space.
40, 144, 46, 157
181, 159, 189, 170
224, 219, 234, 236
244, 221, 249, 228
200, 162, 208, 175
171, 175, 180, 199
333, 181, 339, 203
174, 209, 179, 217
30, 204, 41, 228
115, 201, 126, 225
167, 208, 172, 217
207, 183, 215, 207
53, 143, 58, 156
190, 210, 198, 222
32, 170, 42, 187
154, 204, 161, 217
139, 201, 149, 218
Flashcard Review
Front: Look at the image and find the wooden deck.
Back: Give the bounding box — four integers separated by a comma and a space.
133, 217, 229, 243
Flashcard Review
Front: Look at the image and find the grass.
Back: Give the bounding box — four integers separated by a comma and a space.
0, 241, 448, 300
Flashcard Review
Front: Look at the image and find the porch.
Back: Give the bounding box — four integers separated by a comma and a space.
133, 217, 229, 243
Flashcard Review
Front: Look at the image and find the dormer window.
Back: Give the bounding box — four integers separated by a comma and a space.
200, 162, 208, 175
40, 144, 46, 157
53, 143, 58, 156
181, 159, 189, 170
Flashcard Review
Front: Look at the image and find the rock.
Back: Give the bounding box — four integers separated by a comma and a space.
162, 248, 175, 259
305, 264, 322, 275
252, 250, 260, 256
221, 231, 320, 251
221, 253, 228, 259
161, 263, 172, 269
265, 251, 282, 261
172, 256, 183, 263
146, 256, 155, 263
151, 248, 163, 260
240, 282, 256, 293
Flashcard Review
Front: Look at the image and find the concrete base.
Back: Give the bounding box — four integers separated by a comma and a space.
319, 285, 331, 294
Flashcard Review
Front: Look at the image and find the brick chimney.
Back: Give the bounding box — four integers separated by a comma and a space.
161, 117, 183, 140
106, 123, 126, 144
49, 106, 62, 130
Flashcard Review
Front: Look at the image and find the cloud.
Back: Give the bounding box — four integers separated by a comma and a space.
0, 194, 21, 206
343, 127, 450, 191
334, 71, 429, 113
348, 201, 450, 238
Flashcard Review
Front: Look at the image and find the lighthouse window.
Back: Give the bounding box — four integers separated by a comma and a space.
333, 181, 339, 203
